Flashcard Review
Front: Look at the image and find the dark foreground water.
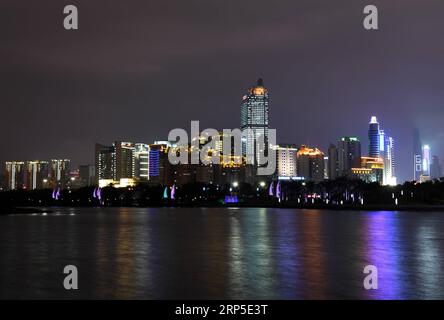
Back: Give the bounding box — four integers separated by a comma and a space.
0, 207, 444, 299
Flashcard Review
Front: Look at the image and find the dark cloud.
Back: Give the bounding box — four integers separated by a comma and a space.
1, 0, 444, 182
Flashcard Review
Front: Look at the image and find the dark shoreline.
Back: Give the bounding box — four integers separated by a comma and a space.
0, 207, 52, 215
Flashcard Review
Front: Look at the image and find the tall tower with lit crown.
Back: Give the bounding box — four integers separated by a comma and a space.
240, 78, 269, 165
368, 116, 397, 185
368, 116, 380, 158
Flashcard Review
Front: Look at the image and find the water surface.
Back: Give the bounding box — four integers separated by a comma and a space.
0, 207, 443, 299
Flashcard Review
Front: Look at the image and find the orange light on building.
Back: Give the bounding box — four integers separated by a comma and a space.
252, 87, 266, 95
297, 145, 324, 157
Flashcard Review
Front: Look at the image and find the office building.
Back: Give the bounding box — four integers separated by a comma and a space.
328, 143, 339, 180
95, 143, 115, 183
324, 156, 329, 180
413, 128, 423, 181
5, 161, 25, 190
134, 143, 149, 181
26, 160, 50, 189
296, 145, 325, 182
337, 136, 361, 177
275, 145, 297, 178
420, 144, 431, 182
368, 116, 380, 158
352, 157, 383, 184
149, 142, 173, 185
50, 159, 70, 187
430, 156, 442, 180
114, 142, 135, 180
380, 134, 396, 186
367, 117, 397, 185
240, 78, 269, 165
79, 165, 95, 187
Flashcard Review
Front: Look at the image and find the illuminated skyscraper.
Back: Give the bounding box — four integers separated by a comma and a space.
134, 143, 149, 181
368, 116, 380, 158
149, 142, 173, 185
380, 132, 396, 186
50, 159, 70, 187
275, 145, 297, 178
337, 136, 361, 177
5, 161, 25, 190
114, 142, 135, 181
26, 160, 50, 189
413, 128, 423, 181
421, 145, 431, 182
96, 141, 152, 187
95, 143, 115, 183
296, 145, 325, 182
240, 78, 269, 165
367, 117, 396, 185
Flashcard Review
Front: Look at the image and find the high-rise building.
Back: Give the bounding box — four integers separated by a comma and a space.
430, 155, 442, 180
114, 142, 135, 181
240, 78, 269, 165
79, 165, 95, 187
5, 160, 70, 190
5, 161, 25, 190
149, 142, 173, 185
420, 144, 431, 182
323, 156, 329, 180
337, 137, 361, 177
368, 116, 380, 158
275, 145, 297, 178
26, 160, 50, 189
134, 143, 149, 181
95, 143, 115, 183
328, 143, 338, 180
367, 117, 396, 185
50, 159, 70, 188
379, 132, 397, 186
413, 128, 423, 182
296, 145, 325, 182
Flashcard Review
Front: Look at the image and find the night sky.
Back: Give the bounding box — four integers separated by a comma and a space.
1, 0, 444, 183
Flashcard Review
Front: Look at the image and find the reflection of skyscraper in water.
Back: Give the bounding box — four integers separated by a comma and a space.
240, 78, 269, 165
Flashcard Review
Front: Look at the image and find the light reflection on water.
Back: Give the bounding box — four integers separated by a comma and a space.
0, 207, 444, 299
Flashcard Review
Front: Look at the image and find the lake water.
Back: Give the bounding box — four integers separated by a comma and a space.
1, 207, 443, 299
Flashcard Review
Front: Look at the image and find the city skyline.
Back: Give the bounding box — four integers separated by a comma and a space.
2, 81, 444, 186
4, 110, 442, 190
2, 1, 444, 183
